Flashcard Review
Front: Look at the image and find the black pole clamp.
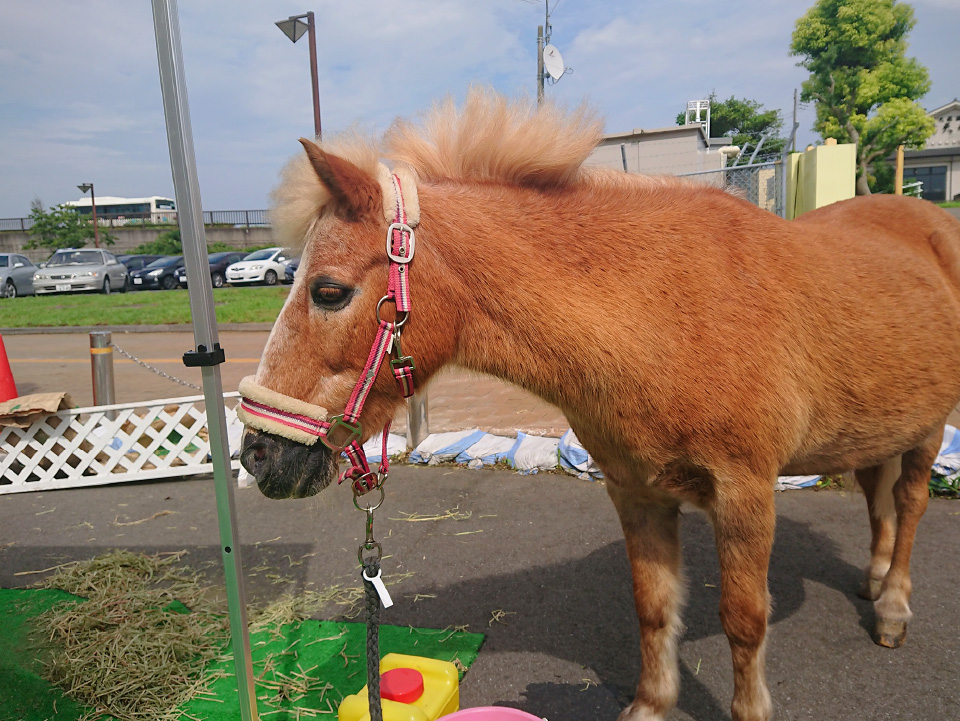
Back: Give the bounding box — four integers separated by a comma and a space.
182, 343, 226, 368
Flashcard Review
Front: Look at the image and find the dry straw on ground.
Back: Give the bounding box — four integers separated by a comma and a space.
33, 550, 228, 721
30, 549, 403, 721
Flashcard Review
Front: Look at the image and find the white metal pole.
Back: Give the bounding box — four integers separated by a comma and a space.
150, 3, 258, 719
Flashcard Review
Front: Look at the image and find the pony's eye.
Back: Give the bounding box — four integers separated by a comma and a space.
309, 279, 354, 310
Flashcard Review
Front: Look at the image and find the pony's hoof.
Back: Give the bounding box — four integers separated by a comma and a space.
616, 702, 665, 721
874, 619, 907, 648
858, 577, 882, 601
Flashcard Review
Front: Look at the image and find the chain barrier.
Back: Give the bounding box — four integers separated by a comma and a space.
112, 343, 202, 390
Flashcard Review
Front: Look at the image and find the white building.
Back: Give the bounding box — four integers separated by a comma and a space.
62, 196, 177, 223
903, 99, 960, 202
585, 124, 737, 176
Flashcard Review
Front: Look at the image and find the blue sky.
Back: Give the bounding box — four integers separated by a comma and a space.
0, 0, 956, 218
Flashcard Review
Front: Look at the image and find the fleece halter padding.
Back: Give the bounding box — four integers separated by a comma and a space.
236, 375, 328, 446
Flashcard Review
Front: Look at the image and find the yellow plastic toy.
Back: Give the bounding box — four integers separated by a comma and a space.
338, 653, 460, 721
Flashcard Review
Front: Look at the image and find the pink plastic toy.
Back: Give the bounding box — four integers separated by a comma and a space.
442, 708, 545, 720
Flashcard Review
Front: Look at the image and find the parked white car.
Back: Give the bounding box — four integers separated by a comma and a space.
225, 247, 290, 286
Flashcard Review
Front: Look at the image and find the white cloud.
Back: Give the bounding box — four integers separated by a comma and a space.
0, 0, 955, 217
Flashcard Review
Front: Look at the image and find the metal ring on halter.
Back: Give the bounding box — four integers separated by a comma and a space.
376, 296, 409, 328
353, 485, 385, 512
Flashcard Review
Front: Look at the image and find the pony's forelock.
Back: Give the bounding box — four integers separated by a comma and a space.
269, 131, 381, 253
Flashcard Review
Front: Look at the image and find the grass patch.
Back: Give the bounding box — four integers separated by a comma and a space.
938, 201, 960, 208
0, 286, 289, 328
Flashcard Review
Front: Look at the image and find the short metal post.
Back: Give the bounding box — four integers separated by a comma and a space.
406, 390, 429, 451
90, 331, 116, 419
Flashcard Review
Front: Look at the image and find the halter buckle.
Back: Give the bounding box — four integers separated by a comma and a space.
320, 415, 362, 452
386, 223, 416, 263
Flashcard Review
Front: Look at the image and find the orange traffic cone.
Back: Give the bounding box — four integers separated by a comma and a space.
0, 334, 17, 402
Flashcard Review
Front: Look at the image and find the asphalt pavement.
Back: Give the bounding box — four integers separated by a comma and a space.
1, 467, 958, 720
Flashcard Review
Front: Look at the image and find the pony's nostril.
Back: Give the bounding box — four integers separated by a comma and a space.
240, 440, 270, 477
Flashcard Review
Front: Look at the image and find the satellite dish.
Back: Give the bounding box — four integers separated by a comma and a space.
543, 44, 565, 81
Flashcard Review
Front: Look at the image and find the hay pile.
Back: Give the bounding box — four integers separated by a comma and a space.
31, 550, 377, 721
33, 551, 228, 721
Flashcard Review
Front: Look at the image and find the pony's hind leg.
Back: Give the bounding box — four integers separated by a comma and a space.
872, 428, 941, 648
854, 457, 900, 601
709, 476, 776, 721
606, 485, 683, 721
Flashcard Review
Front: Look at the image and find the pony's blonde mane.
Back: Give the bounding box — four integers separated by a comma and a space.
271, 87, 617, 250
384, 87, 603, 189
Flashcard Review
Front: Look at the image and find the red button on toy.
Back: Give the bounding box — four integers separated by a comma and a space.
381, 667, 425, 704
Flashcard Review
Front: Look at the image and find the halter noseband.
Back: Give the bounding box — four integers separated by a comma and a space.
237, 165, 419, 495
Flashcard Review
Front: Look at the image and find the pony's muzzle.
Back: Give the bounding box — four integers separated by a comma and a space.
240, 428, 337, 499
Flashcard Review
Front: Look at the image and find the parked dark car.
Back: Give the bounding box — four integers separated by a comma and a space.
118, 255, 164, 273
0, 253, 38, 298
284, 257, 299, 284
174, 251, 248, 288
129, 255, 185, 290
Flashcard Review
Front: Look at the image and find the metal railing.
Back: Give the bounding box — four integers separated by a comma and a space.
203, 209, 269, 227
0, 209, 270, 232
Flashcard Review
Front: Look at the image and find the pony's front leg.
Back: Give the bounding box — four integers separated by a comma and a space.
710, 478, 775, 721
606, 484, 683, 721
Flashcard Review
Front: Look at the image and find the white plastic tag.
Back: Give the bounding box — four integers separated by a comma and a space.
363, 567, 394, 609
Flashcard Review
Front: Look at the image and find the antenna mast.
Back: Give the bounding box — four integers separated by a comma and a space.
537, 1, 569, 106
537, 1, 553, 106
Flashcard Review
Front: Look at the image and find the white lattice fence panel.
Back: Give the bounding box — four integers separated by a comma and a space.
0, 392, 243, 494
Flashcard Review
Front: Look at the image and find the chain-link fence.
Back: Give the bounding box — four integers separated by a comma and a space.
677, 161, 785, 217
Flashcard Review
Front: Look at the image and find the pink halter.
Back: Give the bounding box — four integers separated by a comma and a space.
238, 172, 417, 496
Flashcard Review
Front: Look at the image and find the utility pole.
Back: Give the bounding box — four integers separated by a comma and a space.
537, 25, 544, 106
895, 144, 905, 194
792, 89, 798, 153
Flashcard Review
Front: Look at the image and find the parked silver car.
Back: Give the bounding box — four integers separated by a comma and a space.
0, 253, 38, 298
33, 248, 129, 295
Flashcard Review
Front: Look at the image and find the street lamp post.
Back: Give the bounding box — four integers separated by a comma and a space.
275, 12, 322, 140
77, 183, 101, 248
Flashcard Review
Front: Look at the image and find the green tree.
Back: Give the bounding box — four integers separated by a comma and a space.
26, 200, 115, 250
676, 93, 786, 164
790, 0, 935, 195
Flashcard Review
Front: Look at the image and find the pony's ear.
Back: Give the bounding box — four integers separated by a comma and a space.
298, 138, 381, 221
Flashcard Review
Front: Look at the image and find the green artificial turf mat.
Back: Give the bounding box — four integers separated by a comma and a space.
184, 620, 483, 719
0, 588, 86, 721
0, 588, 484, 721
